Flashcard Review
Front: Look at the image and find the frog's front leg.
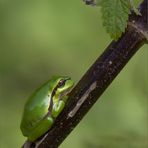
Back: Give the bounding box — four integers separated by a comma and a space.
52, 100, 65, 118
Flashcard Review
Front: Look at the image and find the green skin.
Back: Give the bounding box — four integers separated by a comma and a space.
20, 76, 74, 141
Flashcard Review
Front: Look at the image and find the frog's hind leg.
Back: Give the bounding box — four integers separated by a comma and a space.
28, 117, 53, 142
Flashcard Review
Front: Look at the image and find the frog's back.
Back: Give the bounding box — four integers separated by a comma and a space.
20, 81, 53, 136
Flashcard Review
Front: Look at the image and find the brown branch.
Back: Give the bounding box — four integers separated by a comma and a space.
22, 0, 148, 147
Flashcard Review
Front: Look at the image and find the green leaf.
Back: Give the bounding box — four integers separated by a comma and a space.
101, 0, 130, 40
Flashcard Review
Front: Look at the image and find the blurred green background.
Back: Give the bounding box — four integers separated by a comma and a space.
0, 0, 147, 147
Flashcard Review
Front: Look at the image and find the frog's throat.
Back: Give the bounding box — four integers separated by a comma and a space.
59, 87, 73, 100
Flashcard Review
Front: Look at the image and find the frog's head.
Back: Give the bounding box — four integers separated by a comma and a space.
50, 76, 74, 101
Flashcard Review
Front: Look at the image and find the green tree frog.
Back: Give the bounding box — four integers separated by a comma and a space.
20, 76, 74, 141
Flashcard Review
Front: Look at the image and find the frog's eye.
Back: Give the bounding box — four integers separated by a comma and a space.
58, 79, 66, 88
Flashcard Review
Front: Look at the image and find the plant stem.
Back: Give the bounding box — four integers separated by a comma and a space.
22, 0, 147, 147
